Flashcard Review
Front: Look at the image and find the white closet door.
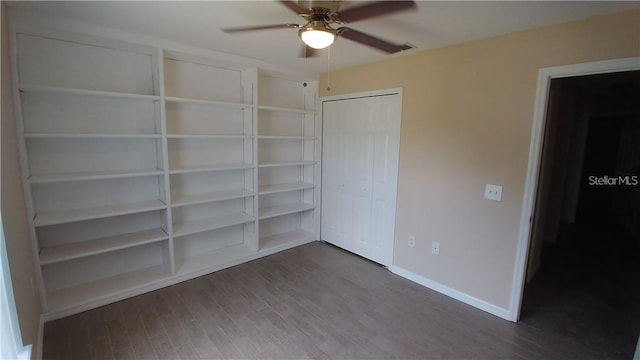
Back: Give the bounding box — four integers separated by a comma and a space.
320, 100, 351, 250
321, 92, 401, 266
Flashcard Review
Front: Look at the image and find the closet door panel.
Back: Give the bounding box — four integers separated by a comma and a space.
321, 93, 401, 266
369, 96, 401, 264
322, 100, 353, 254
352, 100, 375, 257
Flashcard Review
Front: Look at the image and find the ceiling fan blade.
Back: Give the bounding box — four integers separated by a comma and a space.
337, 1, 416, 23
337, 27, 411, 54
280, 0, 308, 15
222, 23, 300, 33
300, 44, 317, 58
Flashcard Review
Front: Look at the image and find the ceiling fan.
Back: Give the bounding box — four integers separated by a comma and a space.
222, 0, 417, 57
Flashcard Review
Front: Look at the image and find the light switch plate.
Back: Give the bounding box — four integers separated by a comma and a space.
484, 184, 503, 201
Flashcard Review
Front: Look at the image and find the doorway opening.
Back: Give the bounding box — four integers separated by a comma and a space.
520, 70, 640, 358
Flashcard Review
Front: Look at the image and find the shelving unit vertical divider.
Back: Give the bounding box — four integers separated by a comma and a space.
155, 48, 176, 274
8, 24, 50, 310
304, 81, 321, 237
242, 68, 259, 251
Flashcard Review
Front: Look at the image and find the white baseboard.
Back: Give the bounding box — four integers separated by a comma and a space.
388, 265, 512, 321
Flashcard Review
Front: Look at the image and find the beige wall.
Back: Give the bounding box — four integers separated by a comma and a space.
1, 2, 42, 354
320, 10, 640, 310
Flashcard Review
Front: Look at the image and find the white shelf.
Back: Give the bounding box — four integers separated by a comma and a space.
20, 84, 160, 101
258, 160, 316, 168
165, 96, 253, 109
167, 134, 252, 140
172, 189, 254, 208
29, 168, 165, 184
169, 163, 254, 174
46, 265, 169, 314
259, 229, 315, 251
40, 228, 169, 265
173, 212, 255, 238
259, 203, 315, 220
176, 244, 256, 277
258, 105, 314, 114
258, 135, 317, 140
259, 182, 315, 195
34, 200, 167, 227
24, 133, 162, 139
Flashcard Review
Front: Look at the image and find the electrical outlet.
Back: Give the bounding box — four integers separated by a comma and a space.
432, 241, 440, 255
408, 235, 416, 247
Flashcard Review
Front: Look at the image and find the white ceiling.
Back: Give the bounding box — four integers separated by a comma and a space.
8, 1, 640, 75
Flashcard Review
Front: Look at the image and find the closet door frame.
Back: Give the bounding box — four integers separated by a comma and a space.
320, 88, 402, 267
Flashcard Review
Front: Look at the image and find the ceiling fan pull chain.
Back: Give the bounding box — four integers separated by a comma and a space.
326, 45, 331, 92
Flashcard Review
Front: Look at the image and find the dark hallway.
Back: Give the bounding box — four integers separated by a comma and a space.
520, 71, 640, 359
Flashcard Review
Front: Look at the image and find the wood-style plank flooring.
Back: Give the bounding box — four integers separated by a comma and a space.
44, 242, 608, 359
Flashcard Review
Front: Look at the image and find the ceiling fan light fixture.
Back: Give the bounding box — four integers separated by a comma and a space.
298, 20, 336, 49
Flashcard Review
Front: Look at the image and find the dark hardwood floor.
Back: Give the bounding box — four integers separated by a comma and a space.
44, 241, 608, 359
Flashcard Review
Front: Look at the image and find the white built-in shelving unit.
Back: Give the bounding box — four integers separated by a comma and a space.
162, 51, 258, 279
257, 73, 319, 252
11, 27, 320, 319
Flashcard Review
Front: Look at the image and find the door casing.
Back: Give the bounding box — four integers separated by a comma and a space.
511, 57, 640, 322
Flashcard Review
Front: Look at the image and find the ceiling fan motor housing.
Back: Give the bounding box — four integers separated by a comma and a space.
298, 0, 341, 13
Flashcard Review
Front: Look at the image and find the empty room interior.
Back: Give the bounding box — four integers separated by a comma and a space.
1, 1, 639, 359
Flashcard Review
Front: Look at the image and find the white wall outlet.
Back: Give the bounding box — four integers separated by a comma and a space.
432, 241, 440, 255
408, 235, 416, 247
484, 184, 503, 201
